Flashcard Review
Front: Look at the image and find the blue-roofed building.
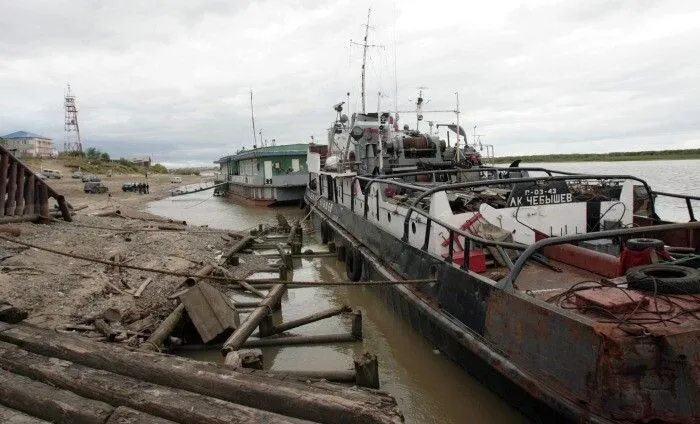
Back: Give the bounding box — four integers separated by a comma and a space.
0, 131, 56, 158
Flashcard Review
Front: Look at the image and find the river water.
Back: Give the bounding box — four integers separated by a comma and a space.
147, 159, 698, 424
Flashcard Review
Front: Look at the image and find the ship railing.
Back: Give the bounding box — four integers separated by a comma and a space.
500, 221, 700, 290
377, 166, 580, 180
650, 190, 700, 222
348, 173, 662, 273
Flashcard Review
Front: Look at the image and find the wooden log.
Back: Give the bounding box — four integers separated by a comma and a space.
0, 301, 28, 324
0, 153, 9, 217
273, 369, 356, 384
93, 318, 117, 342
0, 403, 51, 423
106, 406, 178, 424
259, 305, 351, 337
133, 277, 153, 298
276, 243, 292, 270
14, 169, 25, 216
221, 236, 254, 265
0, 342, 303, 424
141, 303, 185, 351
0, 323, 403, 424
23, 174, 35, 215
5, 161, 17, 215
183, 263, 215, 287
354, 352, 379, 389
223, 348, 264, 370
215, 266, 266, 299
0, 367, 113, 424
242, 333, 358, 348
0, 214, 40, 224
221, 284, 287, 354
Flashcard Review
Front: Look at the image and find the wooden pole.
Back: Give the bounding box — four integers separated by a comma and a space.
38, 182, 49, 222
242, 333, 357, 348
0, 153, 8, 217
142, 303, 185, 351
56, 194, 73, 222
222, 284, 286, 355
183, 263, 215, 287
24, 174, 35, 215
0, 214, 40, 224
351, 310, 363, 340
259, 305, 351, 337
0, 324, 403, 424
133, 277, 153, 298
14, 168, 25, 216
273, 369, 356, 383
5, 161, 17, 215
222, 236, 254, 265
0, 341, 302, 424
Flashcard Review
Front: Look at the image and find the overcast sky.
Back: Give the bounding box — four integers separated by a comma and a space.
1, 0, 698, 167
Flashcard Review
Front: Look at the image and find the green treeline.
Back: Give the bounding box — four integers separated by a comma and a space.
495, 149, 700, 163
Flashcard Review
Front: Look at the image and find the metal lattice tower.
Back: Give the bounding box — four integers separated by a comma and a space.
64, 83, 83, 153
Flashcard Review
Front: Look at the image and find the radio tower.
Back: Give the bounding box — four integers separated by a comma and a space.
64, 83, 83, 153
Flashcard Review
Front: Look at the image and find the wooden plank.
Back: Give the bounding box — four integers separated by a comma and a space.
0, 324, 402, 424
0, 403, 51, 424
106, 406, 177, 424
0, 368, 113, 424
0, 341, 303, 424
180, 281, 239, 344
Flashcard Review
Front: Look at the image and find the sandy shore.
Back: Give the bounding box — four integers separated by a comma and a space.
0, 168, 275, 345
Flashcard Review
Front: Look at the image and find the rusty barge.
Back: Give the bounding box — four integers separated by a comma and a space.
303, 99, 700, 422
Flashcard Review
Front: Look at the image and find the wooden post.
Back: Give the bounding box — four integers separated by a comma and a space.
14, 168, 25, 216
295, 225, 303, 245
327, 241, 336, 253
142, 303, 185, 351
24, 174, 35, 215
5, 161, 17, 215
276, 243, 292, 270
0, 153, 8, 216
354, 352, 379, 389
290, 242, 302, 255
229, 255, 239, 266
56, 194, 73, 222
278, 265, 288, 281
258, 314, 276, 337
221, 284, 286, 354
38, 182, 49, 222
351, 310, 363, 340
262, 305, 351, 337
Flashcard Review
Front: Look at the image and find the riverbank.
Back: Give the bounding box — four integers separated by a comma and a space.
495, 148, 700, 163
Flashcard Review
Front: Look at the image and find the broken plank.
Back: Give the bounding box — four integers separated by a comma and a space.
179, 282, 240, 344
133, 278, 153, 298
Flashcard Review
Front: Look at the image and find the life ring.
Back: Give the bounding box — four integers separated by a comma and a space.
345, 247, 363, 282
626, 264, 700, 294
626, 238, 665, 251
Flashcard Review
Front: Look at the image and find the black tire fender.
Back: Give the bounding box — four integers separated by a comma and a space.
626, 238, 665, 251
336, 244, 347, 262
345, 247, 363, 282
320, 221, 330, 244
626, 264, 700, 294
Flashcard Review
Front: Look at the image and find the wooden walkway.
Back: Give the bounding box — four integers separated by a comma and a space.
0, 144, 71, 222
0, 322, 403, 424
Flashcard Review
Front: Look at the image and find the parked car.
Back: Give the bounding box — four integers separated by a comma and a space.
36, 172, 47, 180
42, 169, 63, 179
72, 171, 83, 179
84, 182, 108, 194
169, 176, 183, 184
81, 175, 101, 182
122, 182, 138, 192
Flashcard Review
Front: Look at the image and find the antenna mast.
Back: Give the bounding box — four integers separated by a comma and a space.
63, 83, 83, 153
360, 9, 371, 113
250, 90, 258, 148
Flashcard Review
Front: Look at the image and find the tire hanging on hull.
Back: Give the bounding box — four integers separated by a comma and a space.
345, 247, 363, 282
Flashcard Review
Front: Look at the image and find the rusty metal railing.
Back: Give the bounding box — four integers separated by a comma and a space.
0, 144, 71, 222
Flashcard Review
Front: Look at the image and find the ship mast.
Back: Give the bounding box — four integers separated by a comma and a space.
250, 89, 257, 148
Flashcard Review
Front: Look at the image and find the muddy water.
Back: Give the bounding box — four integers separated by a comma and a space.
148, 194, 529, 424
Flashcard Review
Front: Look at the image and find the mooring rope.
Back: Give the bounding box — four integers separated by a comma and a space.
0, 233, 435, 286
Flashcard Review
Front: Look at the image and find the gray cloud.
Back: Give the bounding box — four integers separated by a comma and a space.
1, 0, 698, 167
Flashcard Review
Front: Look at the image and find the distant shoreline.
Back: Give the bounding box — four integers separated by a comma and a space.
494, 148, 700, 163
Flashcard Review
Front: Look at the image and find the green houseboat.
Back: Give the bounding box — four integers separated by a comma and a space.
214, 143, 308, 206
